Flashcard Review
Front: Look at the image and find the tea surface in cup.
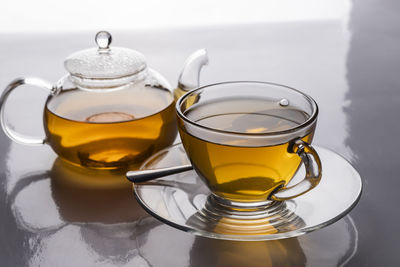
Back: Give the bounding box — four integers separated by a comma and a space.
180, 97, 313, 202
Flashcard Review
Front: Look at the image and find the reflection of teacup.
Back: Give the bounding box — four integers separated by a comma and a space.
176, 81, 322, 208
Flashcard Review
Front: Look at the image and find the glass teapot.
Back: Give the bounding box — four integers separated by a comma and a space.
0, 31, 208, 170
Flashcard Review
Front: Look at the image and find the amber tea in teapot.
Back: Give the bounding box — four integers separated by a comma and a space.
45, 82, 176, 169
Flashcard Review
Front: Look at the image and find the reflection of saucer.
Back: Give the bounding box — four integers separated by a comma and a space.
133, 144, 362, 241
136, 215, 358, 267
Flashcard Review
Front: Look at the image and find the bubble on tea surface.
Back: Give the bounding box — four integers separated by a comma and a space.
85, 112, 135, 123
279, 98, 289, 107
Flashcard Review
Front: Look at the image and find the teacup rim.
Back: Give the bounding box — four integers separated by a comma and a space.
176, 81, 319, 137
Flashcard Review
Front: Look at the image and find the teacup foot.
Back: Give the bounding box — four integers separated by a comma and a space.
206, 194, 282, 217
190, 194, 305, 236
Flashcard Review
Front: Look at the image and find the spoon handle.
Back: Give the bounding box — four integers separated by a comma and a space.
126, 164, 193, 183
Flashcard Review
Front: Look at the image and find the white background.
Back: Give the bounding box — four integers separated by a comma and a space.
1, 0, 350, 33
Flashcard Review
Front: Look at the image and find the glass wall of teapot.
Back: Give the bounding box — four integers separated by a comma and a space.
0, 31, 208, 170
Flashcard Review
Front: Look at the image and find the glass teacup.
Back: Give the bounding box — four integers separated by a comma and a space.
176, 81, 321, 209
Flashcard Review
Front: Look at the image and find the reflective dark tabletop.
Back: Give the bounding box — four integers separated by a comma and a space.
1, 1, 399, 266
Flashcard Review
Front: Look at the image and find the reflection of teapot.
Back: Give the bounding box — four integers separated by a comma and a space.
0, 31, 208, 170
50, 157, 147, 223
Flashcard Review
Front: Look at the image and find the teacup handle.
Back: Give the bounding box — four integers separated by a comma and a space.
270, 139, 322, 201
0, 77, 54, 145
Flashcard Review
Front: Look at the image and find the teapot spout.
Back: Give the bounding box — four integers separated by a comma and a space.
177, 49, 209, 92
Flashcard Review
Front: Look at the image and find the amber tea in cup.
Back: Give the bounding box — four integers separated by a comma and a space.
177, 82, 321, 207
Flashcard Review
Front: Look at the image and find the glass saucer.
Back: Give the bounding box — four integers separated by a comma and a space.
133, 144, 362, 241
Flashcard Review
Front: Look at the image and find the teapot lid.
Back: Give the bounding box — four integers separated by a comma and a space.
64, 31, 147, 90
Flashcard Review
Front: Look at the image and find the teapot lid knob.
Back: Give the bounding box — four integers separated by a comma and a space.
95, 31, 112, 50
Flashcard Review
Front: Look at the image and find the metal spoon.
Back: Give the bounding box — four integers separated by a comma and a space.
126, 164, 193, 183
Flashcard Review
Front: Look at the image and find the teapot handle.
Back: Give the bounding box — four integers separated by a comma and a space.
0, 77, 54, 145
